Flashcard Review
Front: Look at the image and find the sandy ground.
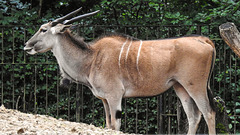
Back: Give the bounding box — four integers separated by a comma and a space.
0, 105, 130, 135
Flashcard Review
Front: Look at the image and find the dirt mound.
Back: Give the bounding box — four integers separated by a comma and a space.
0, 105, 129, 135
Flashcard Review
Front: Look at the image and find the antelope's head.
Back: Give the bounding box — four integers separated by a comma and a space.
24, 8, 99, 55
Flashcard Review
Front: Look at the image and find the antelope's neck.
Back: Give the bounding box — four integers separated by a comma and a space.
52, 37, 93, 85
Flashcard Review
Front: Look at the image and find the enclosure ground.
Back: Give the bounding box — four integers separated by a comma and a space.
0, 105, 129, 135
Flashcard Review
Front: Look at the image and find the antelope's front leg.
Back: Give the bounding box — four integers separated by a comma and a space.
106, 96, 123, 130
102, 99, 111, 128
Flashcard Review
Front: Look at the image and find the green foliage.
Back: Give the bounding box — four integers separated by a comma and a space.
89, 0, 240, 26
216, 123, 228, 134
1, 0, 35, 25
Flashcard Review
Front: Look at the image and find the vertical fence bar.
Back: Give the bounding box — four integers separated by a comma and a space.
159, 95, 163, 134
1, 28, 4, 105
135, 99, 138, 134
12, 28, 15, 64
23, 28, 26, 112
24, 28, 26, 63
45, 65, 48, 115
1, 28, 3, 63
76, 84, 80, 122
34, 65, 37, 114
163, 94, 167, 133
57, 68, 59, 118
68, 86, 71, 121
157, 96, 159, 134
168, 94, 171, 134
157, 96, 160, 134
168, 114, 171, 134
124, 98, 127, 132
146, 98, 148, 134
12, 64, 15, 107
12, 28, 15, 109
23, 67, 26, 112
223, 42, 226, 100
230, 51, 235, 134
233, 54, 237, 134
92, 93, 95, 124
230, 51, 232, 98
1, 65, 3, 105
218, 45, 221, 95
197, 25, 201, 35
167, 27, 170, 37
168, 91, 172, 134
81, 84, 84, 121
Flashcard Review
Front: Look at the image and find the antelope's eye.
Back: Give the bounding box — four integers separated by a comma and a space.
41, 29, 47, 33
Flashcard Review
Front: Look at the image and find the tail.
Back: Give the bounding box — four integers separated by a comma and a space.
206, 37, 216, 112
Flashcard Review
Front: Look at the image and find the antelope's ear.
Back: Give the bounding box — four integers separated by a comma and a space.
50, 24, 71, 34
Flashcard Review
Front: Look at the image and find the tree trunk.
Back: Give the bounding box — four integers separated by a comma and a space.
38, 0, 43, 18
219, 22, 240, 58
177, 97, 229, 134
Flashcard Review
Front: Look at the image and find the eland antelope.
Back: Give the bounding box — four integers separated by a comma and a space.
24, 8, 216, 134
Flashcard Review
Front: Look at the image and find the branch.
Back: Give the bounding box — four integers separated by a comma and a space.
136, 1, 143, 20
112, 7, 119, 25
219, 22, 240, 58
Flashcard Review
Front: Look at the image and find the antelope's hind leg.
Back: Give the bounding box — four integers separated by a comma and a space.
186, 85, 216, 134
178, 80, 216, 134
174, 83, 202, 134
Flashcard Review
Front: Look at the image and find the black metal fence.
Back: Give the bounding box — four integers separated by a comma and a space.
0, 25, 239, 134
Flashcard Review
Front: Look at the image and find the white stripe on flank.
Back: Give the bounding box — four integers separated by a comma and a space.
136, 40, 143, 75
125, 37, 133, 62
118, 37, 129, 68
